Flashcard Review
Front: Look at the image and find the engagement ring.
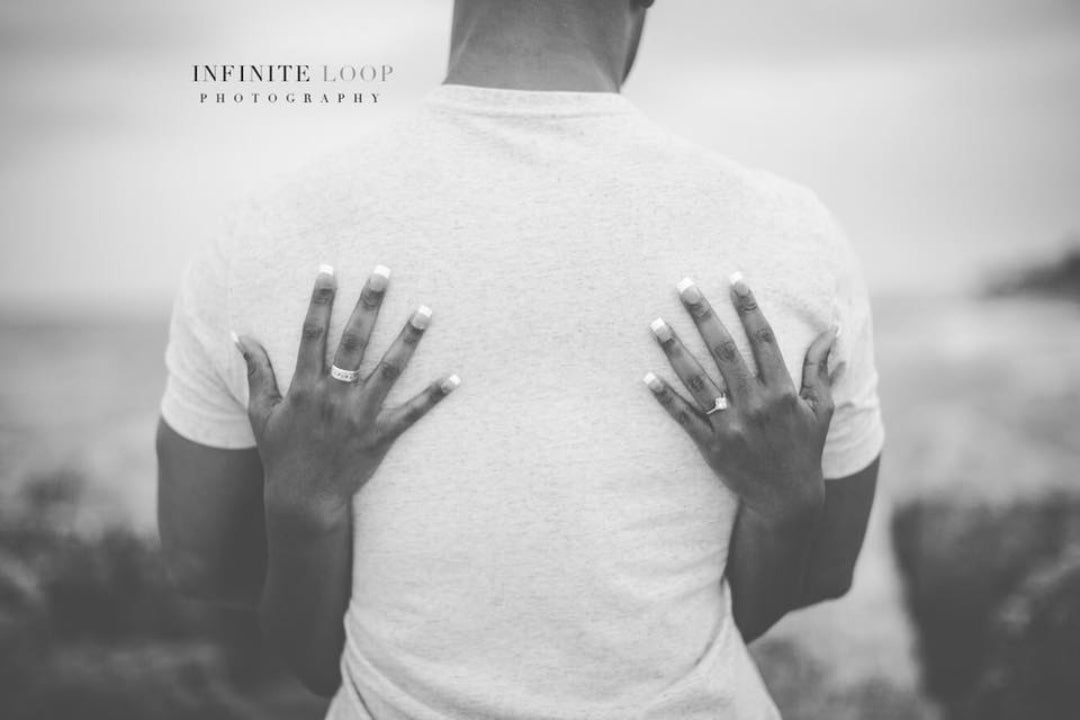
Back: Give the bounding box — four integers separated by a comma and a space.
706, 393, 728, 414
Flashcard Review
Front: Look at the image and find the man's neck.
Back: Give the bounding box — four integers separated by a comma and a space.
444, 5, 628, 93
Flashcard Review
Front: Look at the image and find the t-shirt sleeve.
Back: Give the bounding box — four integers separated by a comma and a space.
159, 209, 256, 449
820, 212, 886, 479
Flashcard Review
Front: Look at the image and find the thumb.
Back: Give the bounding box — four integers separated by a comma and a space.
232, 331, 281, 436
799, 325, 839, 422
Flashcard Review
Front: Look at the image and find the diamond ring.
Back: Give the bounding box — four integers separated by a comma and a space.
706, 393, 728, 415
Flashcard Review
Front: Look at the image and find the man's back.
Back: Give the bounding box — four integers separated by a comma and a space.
162, 83, 883, 719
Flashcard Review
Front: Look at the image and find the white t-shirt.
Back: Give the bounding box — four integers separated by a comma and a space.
161, 83, 885, 720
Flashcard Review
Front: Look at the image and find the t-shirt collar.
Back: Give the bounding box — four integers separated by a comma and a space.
422, 82, 639, 118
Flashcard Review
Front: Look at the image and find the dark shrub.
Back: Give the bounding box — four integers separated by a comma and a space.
0, 551, 50, 704
12, 643, 259, 720
0, 471, 318, 719
964, 552, 1080, 720
891, 492, 1080, 712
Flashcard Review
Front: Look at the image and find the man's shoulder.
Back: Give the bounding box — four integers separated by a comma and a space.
641, 126, 836, 233
622, 123, 847, 260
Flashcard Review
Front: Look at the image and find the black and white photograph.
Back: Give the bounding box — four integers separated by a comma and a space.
2, 1, 1079, 719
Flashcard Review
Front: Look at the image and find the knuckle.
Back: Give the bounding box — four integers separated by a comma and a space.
772, 388, 799, 408
713, 340, 739, 364
753, 326, 776, 345
722, 420, 746, 443
378, 361, 401, 381
361, 288, 383, 309
744, 398, 768, 422
737, 296, 759, 313
288, 384, 312, 406
686, 373, 707, 394
339, 331, 367, 354
301, 320, 325, 341
403, 406, 425, 426
358, 431, 385, 453
311, 285, 334, 306
319, 393, 341, 419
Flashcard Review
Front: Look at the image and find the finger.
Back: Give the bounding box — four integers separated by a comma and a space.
294, 264, 337, 384
649, 316, 728, 413
728, 272, 791, 390
330, 264, 391, 378
232, 332, 282, 437
359, 305, 431, 412
380, 374, 461, 441
675, 276, 756, 403
799, 325, 839, 421
642, 371, 713, 444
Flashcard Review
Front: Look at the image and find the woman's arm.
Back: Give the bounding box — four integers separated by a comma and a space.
234, 265, 460, 696
644, 272, 846, 642
259, 490, 353, 696
796, 456, 879, 607
727, 455, 879, 642
156, 420, 266, 608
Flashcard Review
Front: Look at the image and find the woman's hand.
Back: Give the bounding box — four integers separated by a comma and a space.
232, 264, 460, 695
643, 272, 838, 527
233, 264, 461, 523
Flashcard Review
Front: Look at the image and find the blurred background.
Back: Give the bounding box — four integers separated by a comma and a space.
1, 1, 1079, 718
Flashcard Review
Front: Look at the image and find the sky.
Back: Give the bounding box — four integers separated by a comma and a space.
1, 0, 1078, 314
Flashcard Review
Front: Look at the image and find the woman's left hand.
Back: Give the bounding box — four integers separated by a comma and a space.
643, 273, 839, 526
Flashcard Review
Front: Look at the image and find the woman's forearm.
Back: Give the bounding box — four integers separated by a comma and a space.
259, 498, 353, 697
728, 499, 821, 643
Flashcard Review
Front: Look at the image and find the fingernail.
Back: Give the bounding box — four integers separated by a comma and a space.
677, 277, 702, 304
643, 372, 664, 391
411, 305, 432, 330
230, 330, 242, 351
440, 374, 461, 393
729, 271, 749, 297
650, 317, 673, 343
833, 323, 843, 340
370, 264, 391, 291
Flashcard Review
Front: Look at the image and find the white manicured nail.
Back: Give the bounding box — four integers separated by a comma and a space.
729, 271, 749, 296
650, 317, 673, 343
318, 264, 335, 280
441, 374, 461, 393
643, 372, 664, 391
411, 305, 432, 329
677, 277, 702, 303
230, 330, 241, 349
370, 264, 391, 291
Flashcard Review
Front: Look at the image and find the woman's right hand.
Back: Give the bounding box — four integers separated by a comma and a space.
233, 264, 461, 524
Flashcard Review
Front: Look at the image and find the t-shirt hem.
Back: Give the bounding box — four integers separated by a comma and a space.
821, 420, 885, 480
160, 393, 257, 449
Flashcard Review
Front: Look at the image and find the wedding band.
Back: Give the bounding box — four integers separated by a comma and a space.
706, 393, 728, 415
330, 365, 360, 383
